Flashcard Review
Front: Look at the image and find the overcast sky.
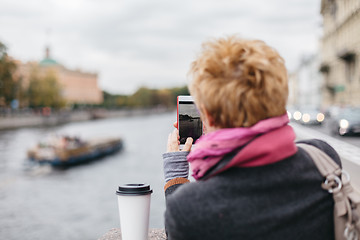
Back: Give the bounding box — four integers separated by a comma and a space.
0, 0, 322, 94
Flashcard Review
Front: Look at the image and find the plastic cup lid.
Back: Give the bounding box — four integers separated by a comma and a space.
116, 183, 153, 196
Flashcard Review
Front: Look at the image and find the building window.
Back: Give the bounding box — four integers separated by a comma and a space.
330, 0, 337, 19
345, 60, 355, 83
338, 51, 356, 83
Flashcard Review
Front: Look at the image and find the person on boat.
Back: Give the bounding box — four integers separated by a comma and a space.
162, 36, 341, 239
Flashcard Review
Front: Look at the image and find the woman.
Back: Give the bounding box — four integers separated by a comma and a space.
162, 36, 340, 239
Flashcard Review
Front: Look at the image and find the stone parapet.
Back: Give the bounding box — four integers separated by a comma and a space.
98, 228, 166, 240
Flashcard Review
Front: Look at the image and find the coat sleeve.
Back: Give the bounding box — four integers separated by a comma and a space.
163, 151, 190, 197
164, 177, 190, 197
162, 151, 191, 239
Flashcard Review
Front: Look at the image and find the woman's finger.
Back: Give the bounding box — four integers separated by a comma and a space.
167, 129, 180, 152
183, 137, 193, 152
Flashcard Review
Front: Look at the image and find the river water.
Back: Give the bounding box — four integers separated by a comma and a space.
0, 111, 176, 240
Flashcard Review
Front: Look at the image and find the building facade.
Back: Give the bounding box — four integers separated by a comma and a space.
320, 0, 360, 107
16, 47, 103, 105
287, 72, 299, 107
287, 54, 323, 109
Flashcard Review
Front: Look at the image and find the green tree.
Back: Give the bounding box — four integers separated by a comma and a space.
0, 42, 17, 107
98, 85, 189, 109
27, 67, 66, 109
129, 87, 154, 107
116, 95, 130, 107
101, 90, 116, 108
101, 91, 129, 109
154, 89, 172, 108
170, 86, 189, 104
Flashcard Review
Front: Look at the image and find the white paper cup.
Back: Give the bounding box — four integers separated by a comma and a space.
116, 183, 153, 240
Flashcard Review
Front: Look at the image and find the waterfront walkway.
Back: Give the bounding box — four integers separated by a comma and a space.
0, 108, 170, 130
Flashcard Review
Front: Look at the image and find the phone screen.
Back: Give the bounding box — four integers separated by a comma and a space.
178, 101, 203, 144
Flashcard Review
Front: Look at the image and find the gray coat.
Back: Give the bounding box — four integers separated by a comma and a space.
165, 139, 341, 240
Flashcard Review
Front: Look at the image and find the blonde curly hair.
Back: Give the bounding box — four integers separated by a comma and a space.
188, 36, 288, 128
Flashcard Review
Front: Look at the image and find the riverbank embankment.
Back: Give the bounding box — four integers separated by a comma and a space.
0, 108, 172, 130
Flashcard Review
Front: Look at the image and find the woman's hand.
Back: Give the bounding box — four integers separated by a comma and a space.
163, 122, 192, 183
167, 122, 193, 152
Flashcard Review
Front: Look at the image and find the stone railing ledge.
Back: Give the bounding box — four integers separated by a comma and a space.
98, 228, 166, 240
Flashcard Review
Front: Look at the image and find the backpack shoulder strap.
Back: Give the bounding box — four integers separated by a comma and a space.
298, 143, 360, 240
296, 143, 341, 177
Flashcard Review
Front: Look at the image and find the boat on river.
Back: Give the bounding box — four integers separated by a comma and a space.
27, 135, 123, 167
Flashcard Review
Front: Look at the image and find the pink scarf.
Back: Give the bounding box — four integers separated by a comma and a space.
187, 114, 297, 180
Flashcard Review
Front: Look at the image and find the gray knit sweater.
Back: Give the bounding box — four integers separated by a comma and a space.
164, 139, 341, 240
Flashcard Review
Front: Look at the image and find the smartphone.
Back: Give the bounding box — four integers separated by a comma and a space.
177, 95, 203, 149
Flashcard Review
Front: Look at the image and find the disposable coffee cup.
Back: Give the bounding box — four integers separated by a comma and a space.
116, 183, 153, 240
